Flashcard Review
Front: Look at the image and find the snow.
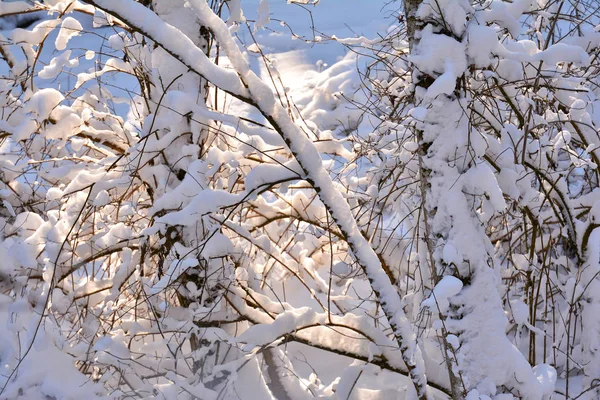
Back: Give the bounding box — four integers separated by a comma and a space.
255, 0, 270, 31
0, 296, 104, 399
533, 43, 590, 66
416, 0, 471, 35
532, 364, 557, 398
55, 16, 82, 51
1, 0, 599, 399
446, 335, 459, 350
410, 107, 428, 121
10, 19, 61, 45
74, 57, 133, 89
170, 2, 430, 394
509, 299, 529, 325
90, 0, 249, 96
0, 1, 35, 15
421, 276, 463, 314
226, 0, 245, 24
236, 306, 318, 346
38, 50, 79, 79
25, 88, 64, 120
410, 25, 467, 98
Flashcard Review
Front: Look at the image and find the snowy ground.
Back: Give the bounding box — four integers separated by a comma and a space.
240, 0, 391, 64
1, 1, 391, 126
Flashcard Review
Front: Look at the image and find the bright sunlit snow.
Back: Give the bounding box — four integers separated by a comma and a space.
0, 0, 599, 399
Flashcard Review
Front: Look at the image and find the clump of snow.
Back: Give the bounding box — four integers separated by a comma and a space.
255, 0, 270, 31
38, 50, 79, 80
25, 88, 64, 120
532, 364, 557, 398
422, 275, 463, 313
55, 17, 83, 51
411, 26, 467, 98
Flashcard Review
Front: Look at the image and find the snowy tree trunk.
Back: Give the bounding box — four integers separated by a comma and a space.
403, 2, 463, 398
402, 1, 458, 398
404, 0, 544, 398
140, 0, 224, 381
403, 0, 420, 50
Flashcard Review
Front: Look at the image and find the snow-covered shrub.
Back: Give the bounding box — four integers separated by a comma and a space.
1, 0, 600, 399
0, 0, 428, 398
345, 0, 600, 398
